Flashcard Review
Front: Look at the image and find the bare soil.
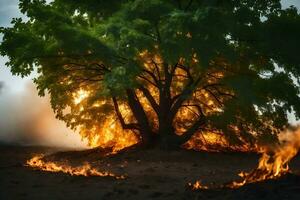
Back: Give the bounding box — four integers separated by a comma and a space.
0, 144, 299, 200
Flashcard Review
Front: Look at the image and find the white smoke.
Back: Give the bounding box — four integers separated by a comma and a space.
0, 81, 3, 93
0, 80, 87, 148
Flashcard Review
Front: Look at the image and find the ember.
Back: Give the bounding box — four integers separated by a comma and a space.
188, 180, 209, 190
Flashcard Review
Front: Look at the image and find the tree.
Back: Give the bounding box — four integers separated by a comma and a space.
1, 0, 300, 149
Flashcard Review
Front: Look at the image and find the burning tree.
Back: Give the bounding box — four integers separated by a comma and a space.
1, 0, 300, 150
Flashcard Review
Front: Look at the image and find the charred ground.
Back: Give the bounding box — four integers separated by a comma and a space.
0, 145, 299, 200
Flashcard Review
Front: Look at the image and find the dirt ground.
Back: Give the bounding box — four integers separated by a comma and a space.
0, 144, 299, 200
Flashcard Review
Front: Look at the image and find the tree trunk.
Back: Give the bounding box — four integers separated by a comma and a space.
126, 89, 156, 147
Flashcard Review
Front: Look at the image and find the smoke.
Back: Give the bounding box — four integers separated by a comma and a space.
278, 126, 300, 151
0, 81, 3, 94
0, 81, 87, 148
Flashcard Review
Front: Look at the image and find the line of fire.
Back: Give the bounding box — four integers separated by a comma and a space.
1, 0, 300, 200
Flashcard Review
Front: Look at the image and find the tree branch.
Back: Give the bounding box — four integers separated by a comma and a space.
154, 23, 161, 43
137, 75, 158, 88
142, 69, 160, 86
170, 75, 202, 119
204, 88, 223, 106
184, 0, 194, 11
151, 59, 162, 81
112, 97, 139, 130
180, 115, 206, 143
138, 86, 160, 115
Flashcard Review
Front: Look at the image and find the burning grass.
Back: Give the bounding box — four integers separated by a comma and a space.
2, 144, 299, 200
26, 154, 125, 179
227, 129, 300, 188
26, 128, 300, 191
189, 128, 300, 190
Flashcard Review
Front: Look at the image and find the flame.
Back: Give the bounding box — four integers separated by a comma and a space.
73, 89, 89, 105
188, 180, 209, 190
80, 119, 139, 154
188, 128, 300, 190
71, 89, 139, 153
26, 155, 125, 179
59, 50, 254, 154
67, 52, 242, 154
228, 129, 300, 188
184, 131, 260, 152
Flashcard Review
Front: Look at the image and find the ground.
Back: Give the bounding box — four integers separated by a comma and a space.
0, 144, 299, 200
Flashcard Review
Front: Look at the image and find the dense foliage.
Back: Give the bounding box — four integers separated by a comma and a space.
1, 0, 300, 148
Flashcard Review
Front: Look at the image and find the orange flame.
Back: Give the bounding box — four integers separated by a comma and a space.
228, 128, 300, 188
188, 128, 300, 190
68, 52, 245, 153
188, 180, 209, 190
72, 89, 139, 153
184, 131, 260, 152
26, 155, 125, 179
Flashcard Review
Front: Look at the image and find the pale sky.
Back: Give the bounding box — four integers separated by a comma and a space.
0, 0, 29, 93
0, 0, 299, 146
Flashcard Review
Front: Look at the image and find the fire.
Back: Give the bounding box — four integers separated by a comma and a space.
184, 131, 259, 152
52, 48, 242, 154
72, 89, 139, 153
26, 155, 125, 179
82, 112, 138, 153
228, 128, 300, 188
188, 180, 208, 190
188, 128, 300, 190
59, 50, 272, 155
73, 89, 89, 105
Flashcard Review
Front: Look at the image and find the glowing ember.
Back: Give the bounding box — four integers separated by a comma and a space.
26, 155, 125, 179
188, 180, 208, 190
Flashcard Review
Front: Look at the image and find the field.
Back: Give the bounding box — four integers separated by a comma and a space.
0, 145, 299, 200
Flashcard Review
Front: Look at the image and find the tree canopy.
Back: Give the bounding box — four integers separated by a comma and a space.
1, 0, 300, 150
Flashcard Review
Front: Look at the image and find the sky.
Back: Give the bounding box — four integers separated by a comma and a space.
0, 0, 86, 148
0, 0, 299, 146
0, 0, 29, 93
